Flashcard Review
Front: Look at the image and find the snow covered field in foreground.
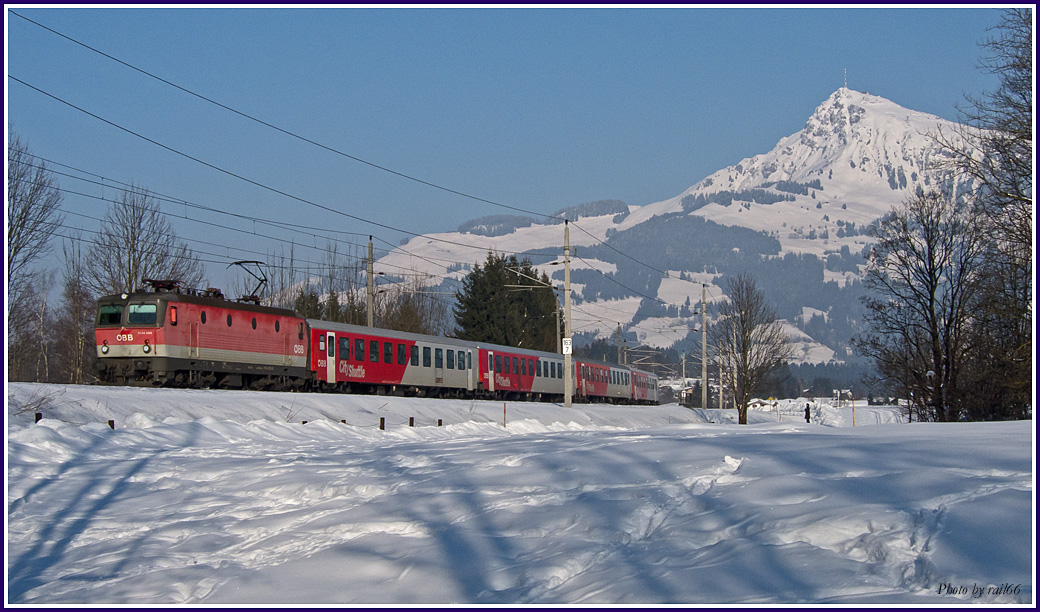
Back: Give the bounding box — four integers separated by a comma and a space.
6, 383, 1035, 605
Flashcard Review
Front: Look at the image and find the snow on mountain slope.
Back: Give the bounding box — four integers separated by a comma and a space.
376, 89, 963, 359
621, 88, 961, 256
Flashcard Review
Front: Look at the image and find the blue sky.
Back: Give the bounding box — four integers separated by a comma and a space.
6, 6, 1007, 287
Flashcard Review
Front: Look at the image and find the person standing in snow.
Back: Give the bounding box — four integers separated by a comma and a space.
805, 403, 811, 423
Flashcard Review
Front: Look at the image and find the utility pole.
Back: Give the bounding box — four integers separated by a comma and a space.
702, 283, 708, 410
616, 322, 622, 365
366, 236, 374, 328
564, 221, 572, 408
681, 351, 687, 404
555, 296, 562, 355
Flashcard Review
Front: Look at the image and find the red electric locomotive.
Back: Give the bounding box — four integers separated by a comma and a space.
95, 280, 308, 389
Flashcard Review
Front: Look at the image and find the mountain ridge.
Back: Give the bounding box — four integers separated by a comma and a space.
378, 88, 963, 364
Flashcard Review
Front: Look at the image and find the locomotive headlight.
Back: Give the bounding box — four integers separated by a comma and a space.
101, 342, 110, 354
142, 341, 151, 354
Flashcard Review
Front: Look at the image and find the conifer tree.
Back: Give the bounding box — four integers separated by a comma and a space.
453, 253, 558, 352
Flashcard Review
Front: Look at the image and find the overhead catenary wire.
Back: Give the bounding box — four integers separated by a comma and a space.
9, 75, 568, 264
9, 9, 566, 224
10, 35, 713, 329
11, 10, 715, 294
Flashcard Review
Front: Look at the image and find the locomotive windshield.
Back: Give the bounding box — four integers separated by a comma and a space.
127, 304, 158, 325
96, 300, 163, 327
98, 304, 123, 326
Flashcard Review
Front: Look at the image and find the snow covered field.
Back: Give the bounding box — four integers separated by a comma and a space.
6, 383, 1035, 604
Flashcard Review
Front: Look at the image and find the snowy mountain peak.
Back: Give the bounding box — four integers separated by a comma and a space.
379, 89, 967, 359
638, 88, 960, 232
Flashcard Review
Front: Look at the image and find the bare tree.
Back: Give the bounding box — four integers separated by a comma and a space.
53, 235, 97, 384
854, 190, 985, 422
708, 273, 793, 424
7, 134, 64, 381
936, 9, 1032, 257
7, 133, 64, 287
86, 186, 205, 295
377, 275, 452, 335
6, 270, 55, 382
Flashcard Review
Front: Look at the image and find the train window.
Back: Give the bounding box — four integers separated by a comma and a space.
467, 352, 472, 370
520, 358, 526, 376
512, 357, 518, 375
488, 354, 493, 372
340, 338, 351, 360
495, 355, 501, 373
355, 338, 365, 361
447, 349, 455, 370
98, 304, 123, 326
370, 340, 379, 363
384, 342, 393, 364
252, 317, 257, 330
201, 311, 207, 325
411, 345, 419, 366
128, 304, 158, 325
298, 322, 304, 340
423, 346, 431, 368
275, 321, 280, 333
226, 314, 233, 327
435, 348, 443, 369
328, 337, 335, 358
319, 336, 326, 352
398, 343, 407, 365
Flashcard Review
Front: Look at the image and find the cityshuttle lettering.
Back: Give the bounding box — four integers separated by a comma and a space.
495, 374, 512, 387
340, 363, 366, 378
937, 583, 1022, 598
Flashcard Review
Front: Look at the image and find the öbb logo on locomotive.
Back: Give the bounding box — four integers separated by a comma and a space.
94, 279, 659, 405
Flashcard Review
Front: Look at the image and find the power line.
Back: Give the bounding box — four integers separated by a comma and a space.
10, 57, 706, 325
12, 10, 711, 295
4, 86, 558, 262
10, 9, 566, 224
